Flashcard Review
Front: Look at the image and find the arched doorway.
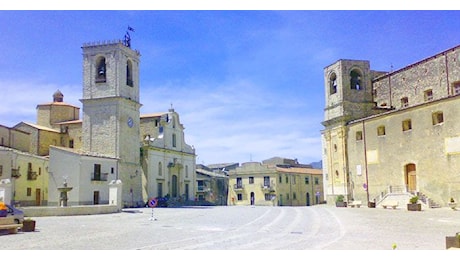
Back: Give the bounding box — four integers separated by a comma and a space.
306, 192, 310, 206
250, 192, 255, 205
172, 175, 178, 197
405, 163, 417, 192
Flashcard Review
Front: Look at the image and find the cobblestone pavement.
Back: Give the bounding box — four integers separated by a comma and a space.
1, 204, 460, 252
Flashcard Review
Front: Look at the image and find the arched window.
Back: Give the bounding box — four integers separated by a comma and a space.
350, 69, 363, 90
330, 73, 337, 95
126, 60, 133, 87
96, 56, 106, 83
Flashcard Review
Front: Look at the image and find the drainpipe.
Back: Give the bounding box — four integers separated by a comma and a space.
341, 127, 348, 202
445, 54, 450, 96
362, 121, 370, 203
327, 131, 334, 200
388, 75, 392, 108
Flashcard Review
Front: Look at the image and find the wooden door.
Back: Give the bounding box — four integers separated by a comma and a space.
35, 189, 41, 206
405, 163, 417, 192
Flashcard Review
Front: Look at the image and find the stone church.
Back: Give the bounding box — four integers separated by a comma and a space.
0, 38, 196, 208
321, 44, 460, 208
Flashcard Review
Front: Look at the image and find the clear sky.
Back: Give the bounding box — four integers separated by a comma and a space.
1, 6, 460, 166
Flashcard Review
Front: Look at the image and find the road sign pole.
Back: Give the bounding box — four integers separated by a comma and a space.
149, 207, 156, 221
148, 197, 158, 221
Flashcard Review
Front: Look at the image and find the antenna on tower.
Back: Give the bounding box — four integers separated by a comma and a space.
123, 26, 135, 48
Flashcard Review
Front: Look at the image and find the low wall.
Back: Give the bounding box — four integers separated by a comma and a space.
20, 204, 120, 217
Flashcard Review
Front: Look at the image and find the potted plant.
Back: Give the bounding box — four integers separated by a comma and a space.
335, 195, 347, 207
448, 198, 457, 210
22, 218, 36, 232
407, 195, 422, 211
446, 232, 460, 249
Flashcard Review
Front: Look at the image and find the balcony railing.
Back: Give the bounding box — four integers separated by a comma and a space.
261, 182, 276, 192
11, 169, 21, 178
27, 171, 38, 180
196, 186, 211, 193
234, 184, 244, 190
91, 172, 108, 181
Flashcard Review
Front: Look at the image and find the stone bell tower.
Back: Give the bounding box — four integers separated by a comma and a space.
321, 59, 376, 204
80, 38, 143, 207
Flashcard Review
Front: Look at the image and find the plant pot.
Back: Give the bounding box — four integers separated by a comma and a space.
448, 202, 457, 210
22, 220, 36, 232
368, 202, 376, 208
446, 235, 460, 249
335, 201, 347, 207
407, 203, 422, 211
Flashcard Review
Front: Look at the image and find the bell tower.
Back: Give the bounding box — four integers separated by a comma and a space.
80, 39, 143, 206
321, 59, 376, 204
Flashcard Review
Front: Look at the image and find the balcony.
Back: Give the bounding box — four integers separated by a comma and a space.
234, 184, 244, 191
27, 171, 38, 180
261, 183, 276, 192
11, 169, 21, 178
91, 172, 108, 181
196, 186, 211, 193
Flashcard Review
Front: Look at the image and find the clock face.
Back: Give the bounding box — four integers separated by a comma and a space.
127, 117, 134, 128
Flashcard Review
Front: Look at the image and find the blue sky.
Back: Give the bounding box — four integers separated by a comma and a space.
2, 8, 460, 165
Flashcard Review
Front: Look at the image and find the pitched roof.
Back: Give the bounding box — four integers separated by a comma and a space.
15, 122, 60, 133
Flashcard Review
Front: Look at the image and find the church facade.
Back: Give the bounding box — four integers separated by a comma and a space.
321, 44, 460, 208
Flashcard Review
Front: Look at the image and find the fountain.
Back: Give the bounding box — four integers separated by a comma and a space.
58, 178, 73, 207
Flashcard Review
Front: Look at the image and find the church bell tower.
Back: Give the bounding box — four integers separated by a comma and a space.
321, 59, 376, 204
80, 38, 143, 207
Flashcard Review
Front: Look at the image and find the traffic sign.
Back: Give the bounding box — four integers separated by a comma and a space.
148, 197, 158, 208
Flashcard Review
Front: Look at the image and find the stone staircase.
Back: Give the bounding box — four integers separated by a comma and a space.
374, 186, 441, 209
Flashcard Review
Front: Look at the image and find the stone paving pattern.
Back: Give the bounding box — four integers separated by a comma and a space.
1, 204, 459, 250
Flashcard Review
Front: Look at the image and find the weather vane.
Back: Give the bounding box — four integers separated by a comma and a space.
123, 26, 135, 48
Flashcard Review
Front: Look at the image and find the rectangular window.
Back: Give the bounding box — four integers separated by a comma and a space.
265, 194, 272, 201
401, 97, 409, 108
314, 177, 319, 185
249, 176, 254, 184
197, 180, 204, 191
69, 139, 74, 148
237, 193, 243, 201
285, 175, 288, 183
305, 177, 309, 184
293, 192, 297, 200
453, 82, 460, 95
27, 187, 32, 196
263, 176, 270, 187
432, 111, 444, 125
279, 175, 282, 183
236, 177, 242, 188
424, 89, 433, 101
377, 126, 386, 136
0, 165, 2, 177
402, 119, 412, 131
94, 164, 101, 180
356, 131, 363, 141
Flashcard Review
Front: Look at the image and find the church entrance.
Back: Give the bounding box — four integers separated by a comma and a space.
172, 175, 178, 197
405, 163, 417, 192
